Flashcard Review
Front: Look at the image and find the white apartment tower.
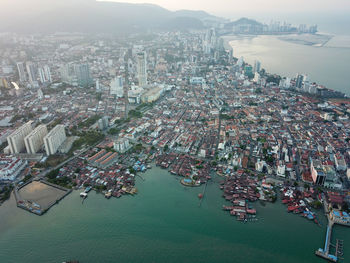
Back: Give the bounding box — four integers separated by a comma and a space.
24, 124, 48, 154
43, 65, 52, 83
136, 52, 147, 87
7, 121, 33, 154
16, 62, 27, 82
26, 62, 37, 84
110, 76, 124, 97
44, 125, 66, 156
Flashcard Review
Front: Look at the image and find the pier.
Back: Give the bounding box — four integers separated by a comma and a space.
315, 195, 349, 262
315, 221, 337, 262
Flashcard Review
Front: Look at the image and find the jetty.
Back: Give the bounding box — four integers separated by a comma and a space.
315, 195, 349, 262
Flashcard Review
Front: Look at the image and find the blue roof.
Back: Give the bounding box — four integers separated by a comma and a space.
333, 211, 341, 217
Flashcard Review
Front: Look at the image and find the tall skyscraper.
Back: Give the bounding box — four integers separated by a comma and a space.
75, 63, 93, 87
24, 124, 48, 154
124, 54, 129, 119
110, 76, 124, 97
136, 52, 147, 87
237, 56, 244, 67
43, 65, 52, 83
7, 121, 33, 154
38, 67, 46, 83
16, 62, 27, 82
295, 74, 304, 89
96, 79, 100, 92
44, 125, 66, 156
254, 60, 261, 73
26, 62, 37, 84
60, 63, 77, 85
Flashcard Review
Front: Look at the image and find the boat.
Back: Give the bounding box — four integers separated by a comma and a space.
105, 192, 112, 199
198, 193, 203, 199
84, 186, 92, 193
80, 192, 88, 198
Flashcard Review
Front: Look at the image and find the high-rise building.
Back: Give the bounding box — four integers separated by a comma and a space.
44, 125, 66, 156
254, 60, 261, 73
0, 78, 9, 89
7, 121, 33, 154
110, 76, 124, 97
75, 63, 93, 88
38, 89, 44, 100
26, 62, 37, 84
136, 52, 147, 87
24, 124, 48, 154
43, 65, 52, 83
38, 67, 46, 83
237, 56, 244, 67
16, 62, 27, 82
98, 116, 109, 131
60, 63, 77, 85
96, 79, 100, 92
295, 74, 304, 89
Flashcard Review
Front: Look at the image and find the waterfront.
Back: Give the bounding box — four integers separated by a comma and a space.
0, 166, 349, 263
225, 35, 350, 96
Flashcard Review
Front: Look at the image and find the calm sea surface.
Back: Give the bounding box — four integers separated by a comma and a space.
226, 35, 350, 96
0, 166, 349, 263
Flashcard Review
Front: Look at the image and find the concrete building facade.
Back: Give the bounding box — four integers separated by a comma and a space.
136, 52, 147, 87
7, 121, 33, 154
24, 124, 48, 154
44, 125, 66, 156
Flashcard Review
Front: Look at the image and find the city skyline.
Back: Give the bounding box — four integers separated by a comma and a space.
100, 0, 350, 15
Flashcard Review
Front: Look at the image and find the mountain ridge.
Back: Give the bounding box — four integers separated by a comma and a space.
0, 0, 215, 33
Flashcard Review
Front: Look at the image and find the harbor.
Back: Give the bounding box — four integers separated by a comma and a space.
316, 194, 350, 262
0, 166, 348, 263
14, 179, 71, 215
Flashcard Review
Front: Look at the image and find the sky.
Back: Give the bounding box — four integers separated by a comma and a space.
101, 0, 350, 16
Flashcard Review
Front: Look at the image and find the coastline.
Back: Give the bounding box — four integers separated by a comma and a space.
223, 34, 350, 96
222, 33, 334, 49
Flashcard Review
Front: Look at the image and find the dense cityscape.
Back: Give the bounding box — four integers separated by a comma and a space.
0, 25, 349, 262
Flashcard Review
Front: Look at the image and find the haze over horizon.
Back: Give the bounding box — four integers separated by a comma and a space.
100, 0, 350, 15
1, 0, 350, 34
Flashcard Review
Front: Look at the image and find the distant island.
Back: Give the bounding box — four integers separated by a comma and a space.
219, 17, 318, 36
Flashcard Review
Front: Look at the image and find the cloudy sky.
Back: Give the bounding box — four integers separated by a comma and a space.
102, 0, 350, 15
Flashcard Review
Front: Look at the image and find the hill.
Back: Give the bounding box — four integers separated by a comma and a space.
0, 0, 213, 33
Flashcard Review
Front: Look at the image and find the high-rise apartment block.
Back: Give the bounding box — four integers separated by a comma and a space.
16, 62, 27, 82
7, 121, 33, 154
44, 125, 66, 156
136, 52, 147, 87
24, 124, 48, 154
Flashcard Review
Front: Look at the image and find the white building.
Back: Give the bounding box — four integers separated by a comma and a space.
26, 62, 37, 84
114, 138, 130, 153
136, 52, 147, 87
44, 125, 66, 156
16, 62, 27, 82
277, 163, 286, 177
7, 121, 33, 154
24, 124, 48, 154
38, 89, 44, 100
253, 72, 260, 83
110, 76, 124, 97
38, 67, 46, 83
0, 157, 27, 181
43, 65, 52, 83
254, 60, 261, 73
